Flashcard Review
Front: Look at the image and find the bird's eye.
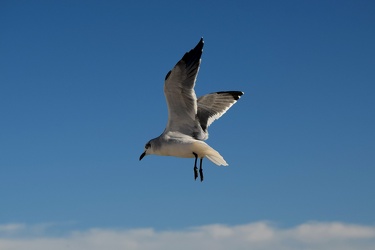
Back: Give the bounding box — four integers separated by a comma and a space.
145, 143, 151, 149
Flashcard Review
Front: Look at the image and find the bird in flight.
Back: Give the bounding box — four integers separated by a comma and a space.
140, 38, 243, 181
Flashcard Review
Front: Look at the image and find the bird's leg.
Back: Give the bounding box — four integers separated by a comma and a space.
199, 158, 204, 182
193, 152, 198, 180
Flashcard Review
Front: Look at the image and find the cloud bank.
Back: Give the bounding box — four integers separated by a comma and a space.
1, 221, 375, 250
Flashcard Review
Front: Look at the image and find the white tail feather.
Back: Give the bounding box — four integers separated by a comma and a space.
193, 141, 228, 166
206, 154, 228, 166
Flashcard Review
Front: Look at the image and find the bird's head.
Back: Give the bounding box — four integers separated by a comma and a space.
139, 140, 153, 161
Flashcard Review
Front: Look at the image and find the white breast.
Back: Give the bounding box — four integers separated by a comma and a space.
158, 141, 196, 158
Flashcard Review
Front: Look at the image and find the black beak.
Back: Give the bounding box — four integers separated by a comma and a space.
139, 151, 146, 161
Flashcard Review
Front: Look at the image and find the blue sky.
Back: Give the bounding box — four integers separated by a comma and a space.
1, 0, 375, 249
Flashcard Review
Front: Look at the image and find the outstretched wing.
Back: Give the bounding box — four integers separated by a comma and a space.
197, 91, 244, 133
163, 38, 204, 137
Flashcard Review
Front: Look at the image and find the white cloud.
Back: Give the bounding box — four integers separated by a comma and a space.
1, 221, 375, 250
0, 224, 26, 234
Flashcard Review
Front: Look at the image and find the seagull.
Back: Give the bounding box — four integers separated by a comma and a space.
139, 38, 243, 181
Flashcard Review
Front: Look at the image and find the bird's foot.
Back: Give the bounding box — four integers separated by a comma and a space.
199, 168, 204, 182
194, 166, 198, 180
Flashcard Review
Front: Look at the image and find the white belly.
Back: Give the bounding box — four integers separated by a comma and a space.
159, 141, 197, 158
152, 136, 228, 166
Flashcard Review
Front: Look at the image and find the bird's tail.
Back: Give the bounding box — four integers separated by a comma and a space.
193, 141, 228, 166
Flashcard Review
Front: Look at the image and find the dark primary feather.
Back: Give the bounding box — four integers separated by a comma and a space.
165, 37, 203, 84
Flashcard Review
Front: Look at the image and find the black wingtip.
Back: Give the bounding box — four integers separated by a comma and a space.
165, 38, 205, 81
180, 38, 204, 68
195, 37, 204, 51
216, 91, 244, 100
191, 37, 204, 53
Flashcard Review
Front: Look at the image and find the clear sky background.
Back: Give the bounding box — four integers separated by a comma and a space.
1, 1, 375, 249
